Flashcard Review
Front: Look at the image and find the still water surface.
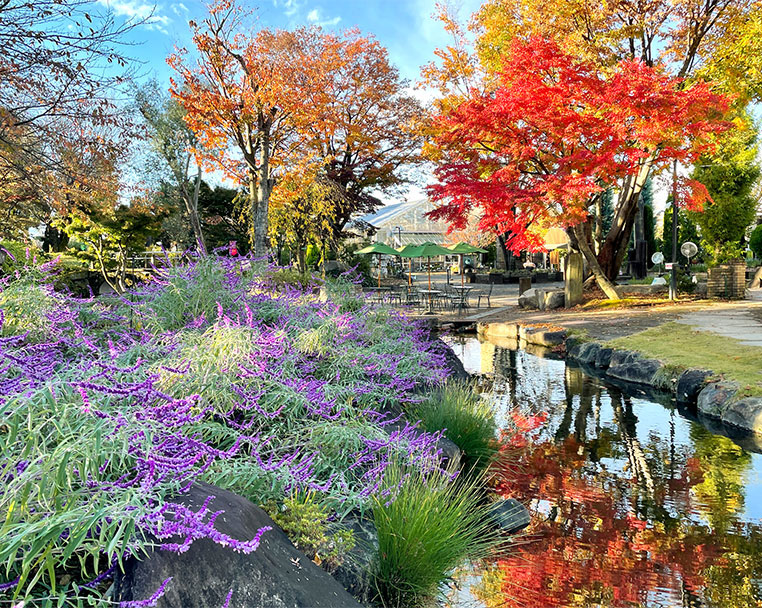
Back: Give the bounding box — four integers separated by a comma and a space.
446, 335, 762, 608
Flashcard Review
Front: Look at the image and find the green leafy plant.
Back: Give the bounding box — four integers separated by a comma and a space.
371, 463, 500, 608
266, 492, 354, 569
409, 383, 498, 474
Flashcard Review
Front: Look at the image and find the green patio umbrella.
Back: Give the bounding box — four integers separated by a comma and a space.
407, 242, 452, 313
357, 242, 399, 287
448, 242, 488, 287
397, 244, 424, 287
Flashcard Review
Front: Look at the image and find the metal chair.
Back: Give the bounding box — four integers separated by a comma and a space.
476, 283, 494, 308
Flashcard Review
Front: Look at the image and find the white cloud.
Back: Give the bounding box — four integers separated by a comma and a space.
304, 6, 340, 27
171, 2, 188, 16
273, 0, 302, 17
97, 0, 172, 33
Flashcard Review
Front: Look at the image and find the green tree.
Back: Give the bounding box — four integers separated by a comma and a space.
749, 224, 762, 259
269, 176, 341, 273
136, 82, 207, 254
688, 121, 760, 263
62, 200, 169, 293
197, 181, 248, 254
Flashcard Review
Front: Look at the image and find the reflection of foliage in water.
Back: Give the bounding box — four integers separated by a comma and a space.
473, 347, 762, 608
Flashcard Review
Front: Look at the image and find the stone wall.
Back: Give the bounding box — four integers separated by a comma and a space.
707, 261, 746, 299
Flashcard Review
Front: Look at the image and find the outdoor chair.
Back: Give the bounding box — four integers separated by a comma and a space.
388, 285, 403, 306
404, 287, 421, 308
476, 283, 494, 308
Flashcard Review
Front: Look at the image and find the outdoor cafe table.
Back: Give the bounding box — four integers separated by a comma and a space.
365, 285, 391, 303
417, 289, 442, 315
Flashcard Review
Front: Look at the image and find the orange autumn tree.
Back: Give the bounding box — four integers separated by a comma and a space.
168, 0, 329, 256
426, 38, 728, 299
293, 29, 425, 242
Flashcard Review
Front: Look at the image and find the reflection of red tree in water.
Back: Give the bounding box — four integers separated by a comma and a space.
485, 412, 717, 608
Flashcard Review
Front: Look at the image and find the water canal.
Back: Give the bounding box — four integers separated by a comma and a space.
445, 335, 762, 608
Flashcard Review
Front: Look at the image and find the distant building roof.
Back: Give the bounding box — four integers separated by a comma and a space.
361, 197, 447, 233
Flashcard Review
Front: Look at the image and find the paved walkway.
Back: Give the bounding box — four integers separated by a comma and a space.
676, 289, 762, 347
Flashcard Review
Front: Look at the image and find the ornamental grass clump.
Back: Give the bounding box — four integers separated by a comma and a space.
409, 382, 499, 474
371, 463, 501, 608
0, 254, 457, 604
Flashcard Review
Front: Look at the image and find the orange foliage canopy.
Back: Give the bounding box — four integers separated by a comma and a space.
168, 0, 422, 254
426, 37, 729, 253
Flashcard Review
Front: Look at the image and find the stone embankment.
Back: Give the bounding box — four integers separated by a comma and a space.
477, 321, 762, 439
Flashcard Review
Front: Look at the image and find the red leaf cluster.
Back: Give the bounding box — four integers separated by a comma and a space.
426, 37, 730, 251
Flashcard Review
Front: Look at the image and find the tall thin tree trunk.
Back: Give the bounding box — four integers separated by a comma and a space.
248, 169, 258, 253
594, 196, 603, 255
184, 170, 206, 255
254, 133, 271, 258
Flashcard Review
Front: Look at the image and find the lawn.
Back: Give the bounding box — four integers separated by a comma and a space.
608, 321, 762, 396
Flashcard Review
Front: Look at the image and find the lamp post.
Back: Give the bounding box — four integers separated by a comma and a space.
670, 159, 678, 301
394, 226, 402, 273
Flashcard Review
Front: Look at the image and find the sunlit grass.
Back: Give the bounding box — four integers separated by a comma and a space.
608, 321, 762, 396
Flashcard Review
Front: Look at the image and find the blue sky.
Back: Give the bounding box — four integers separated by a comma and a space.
104, 0, 483, 87
102, 0, 484, 203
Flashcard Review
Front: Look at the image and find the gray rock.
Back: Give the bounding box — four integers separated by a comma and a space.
576, 342, 601, 365
594, 347, 613, 369
544, 290, 565, 310
697, 382, 739, 418
328, 514, 378, 605
565, 337, 585, 358
114, 482, 362, 608
524, 329, 566, 347
676, 369, 713, 403
518, 288, 540, 309
438, 339, 470, 382
607, 358, 662, 385
722, 398, 762, 435
609, 350, 641, 368
436, 436, 462, 470
488, 498, 531, 534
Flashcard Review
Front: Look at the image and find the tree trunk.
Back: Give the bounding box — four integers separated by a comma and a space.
569, 223, 620, 300
297, 247, 306, 274
594, 196, 603, 255
254, 134, 271, 258
597, 157, 654, 280
182, 170, 206, 255
248, 169, 258, 253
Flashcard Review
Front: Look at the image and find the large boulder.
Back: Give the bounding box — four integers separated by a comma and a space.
722, 398, 762, 435
608, 350, 641, 368
113, 482, 363, 608
524, 329, 566, 348
328, 513, 379, 605
594, 347, 614, 369
676, 369, 713, 404
606, 358, 662, 386
575, 342, 601, 366
518, 289, 540, 309
697, 382, 739, 419
564, 336, 586, 359
543, 290, 565, 310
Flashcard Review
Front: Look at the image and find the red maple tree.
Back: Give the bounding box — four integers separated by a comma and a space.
426, 37, 729, 298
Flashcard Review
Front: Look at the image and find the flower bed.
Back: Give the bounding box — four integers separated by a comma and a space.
0, 256, 456, 606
